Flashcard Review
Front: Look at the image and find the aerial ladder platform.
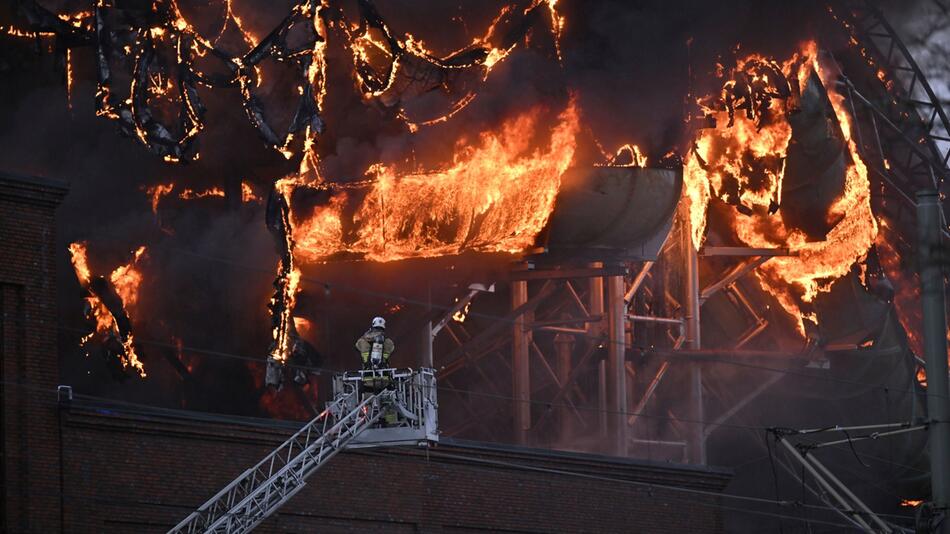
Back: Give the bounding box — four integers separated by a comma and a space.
168, 367, 438, 534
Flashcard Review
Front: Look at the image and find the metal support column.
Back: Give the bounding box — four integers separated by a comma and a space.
589, 262, 607, 440
683, 211, 706, 464
918, 190, 950, 533
512, 279, 531, 445
422, 321, 434, 368
589, 262, 605, 334
555, 332, 575, 442
598, 359, 608, 438
684, 227, 701, 350
607, 272, 627, 455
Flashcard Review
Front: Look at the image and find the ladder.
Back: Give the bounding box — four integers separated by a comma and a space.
168, 389, 390, 534
168, 367, 438, 534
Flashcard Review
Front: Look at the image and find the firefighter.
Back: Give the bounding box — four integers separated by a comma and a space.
355, 316, 395, 370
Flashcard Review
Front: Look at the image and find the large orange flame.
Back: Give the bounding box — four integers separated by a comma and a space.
291, 100, 579, 263
685, 42, 878, 333
68, 242, 148, 377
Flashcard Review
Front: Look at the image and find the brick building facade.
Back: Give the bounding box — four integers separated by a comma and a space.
1, 173, 732, 533
1, 173, 68, 533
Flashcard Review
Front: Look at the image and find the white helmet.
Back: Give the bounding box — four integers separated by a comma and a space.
371, 316, 386, 329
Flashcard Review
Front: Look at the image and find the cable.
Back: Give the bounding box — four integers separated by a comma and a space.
765, 430, 787, 534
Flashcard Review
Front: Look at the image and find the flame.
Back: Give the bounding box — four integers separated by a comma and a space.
178, 186, 225, 199
453, 301, 471, 323
241, 181, 260, 202
3, 26, 56, 38
212, 0, 258, 48
685, 42, 877, 332
293, 316, 315, 342
68, 242, 93, 285
146, 182, 260, 213
292, 99, 579, 262
110, 246, 146, 308
599, 143, 648, 167
344, 0, 562, 132
876, 222, 950, 385
66, 49, 73, 111
68, 242, 147, 377
269, 177, 304, 364
900, 499, 923, 507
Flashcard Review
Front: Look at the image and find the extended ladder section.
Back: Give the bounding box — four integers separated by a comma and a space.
169, 367, 438, 534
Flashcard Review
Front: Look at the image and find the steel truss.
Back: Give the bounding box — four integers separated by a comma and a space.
834, 0, 950, 237
430, 0, 950, 468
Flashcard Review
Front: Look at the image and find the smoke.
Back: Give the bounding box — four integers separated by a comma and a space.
3, 2, 941, 530
0, 0, 893, 412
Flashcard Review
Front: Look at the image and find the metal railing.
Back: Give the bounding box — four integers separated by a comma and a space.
168, 389, 389, 534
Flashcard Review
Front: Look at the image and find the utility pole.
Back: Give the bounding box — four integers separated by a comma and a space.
918, 190, 950, 534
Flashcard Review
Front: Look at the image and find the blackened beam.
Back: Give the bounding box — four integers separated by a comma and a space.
445, 323, 519, 405
649, 349, 811, 363
507, 265, 627, 281
528, 315, 603, 328
439, 336, 510, 379
728, 284, 769, 349
537, 326, 588, 335
529, 341, 585, 424
432, 287, 482, 337
627, 361, 670, 427
627, 314, 683, 326
627, 336, 685, 427
440, 280, 555, 366
563, 280, 590, 317
702, 373, 783, 440
700, 256, 771, 302
700, 246, 796, 257
650, 344, 903, 365
533, 337, 604, 432
623, 261, 654, 305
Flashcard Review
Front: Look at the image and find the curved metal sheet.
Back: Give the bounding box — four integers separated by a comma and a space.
539, 166, 682, 261
781, 69, 849, 240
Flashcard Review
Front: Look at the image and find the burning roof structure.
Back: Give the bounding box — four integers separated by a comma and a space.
3, 0, 950, 530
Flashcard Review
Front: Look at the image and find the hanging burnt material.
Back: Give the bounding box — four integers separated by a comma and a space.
15, 0, 557, 160
84, 276, 140, 379
17, 0, 327, 162
722, 56, 790, 128
265, 182, 298, 388
264, 180, 322, 389
345, 0, 559, 125
68, 243, 147, 378
781, 68, 849, 241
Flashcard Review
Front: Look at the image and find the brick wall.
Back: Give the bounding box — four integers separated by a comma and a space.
0, 173, 69, 533
59, 404, 731, 533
